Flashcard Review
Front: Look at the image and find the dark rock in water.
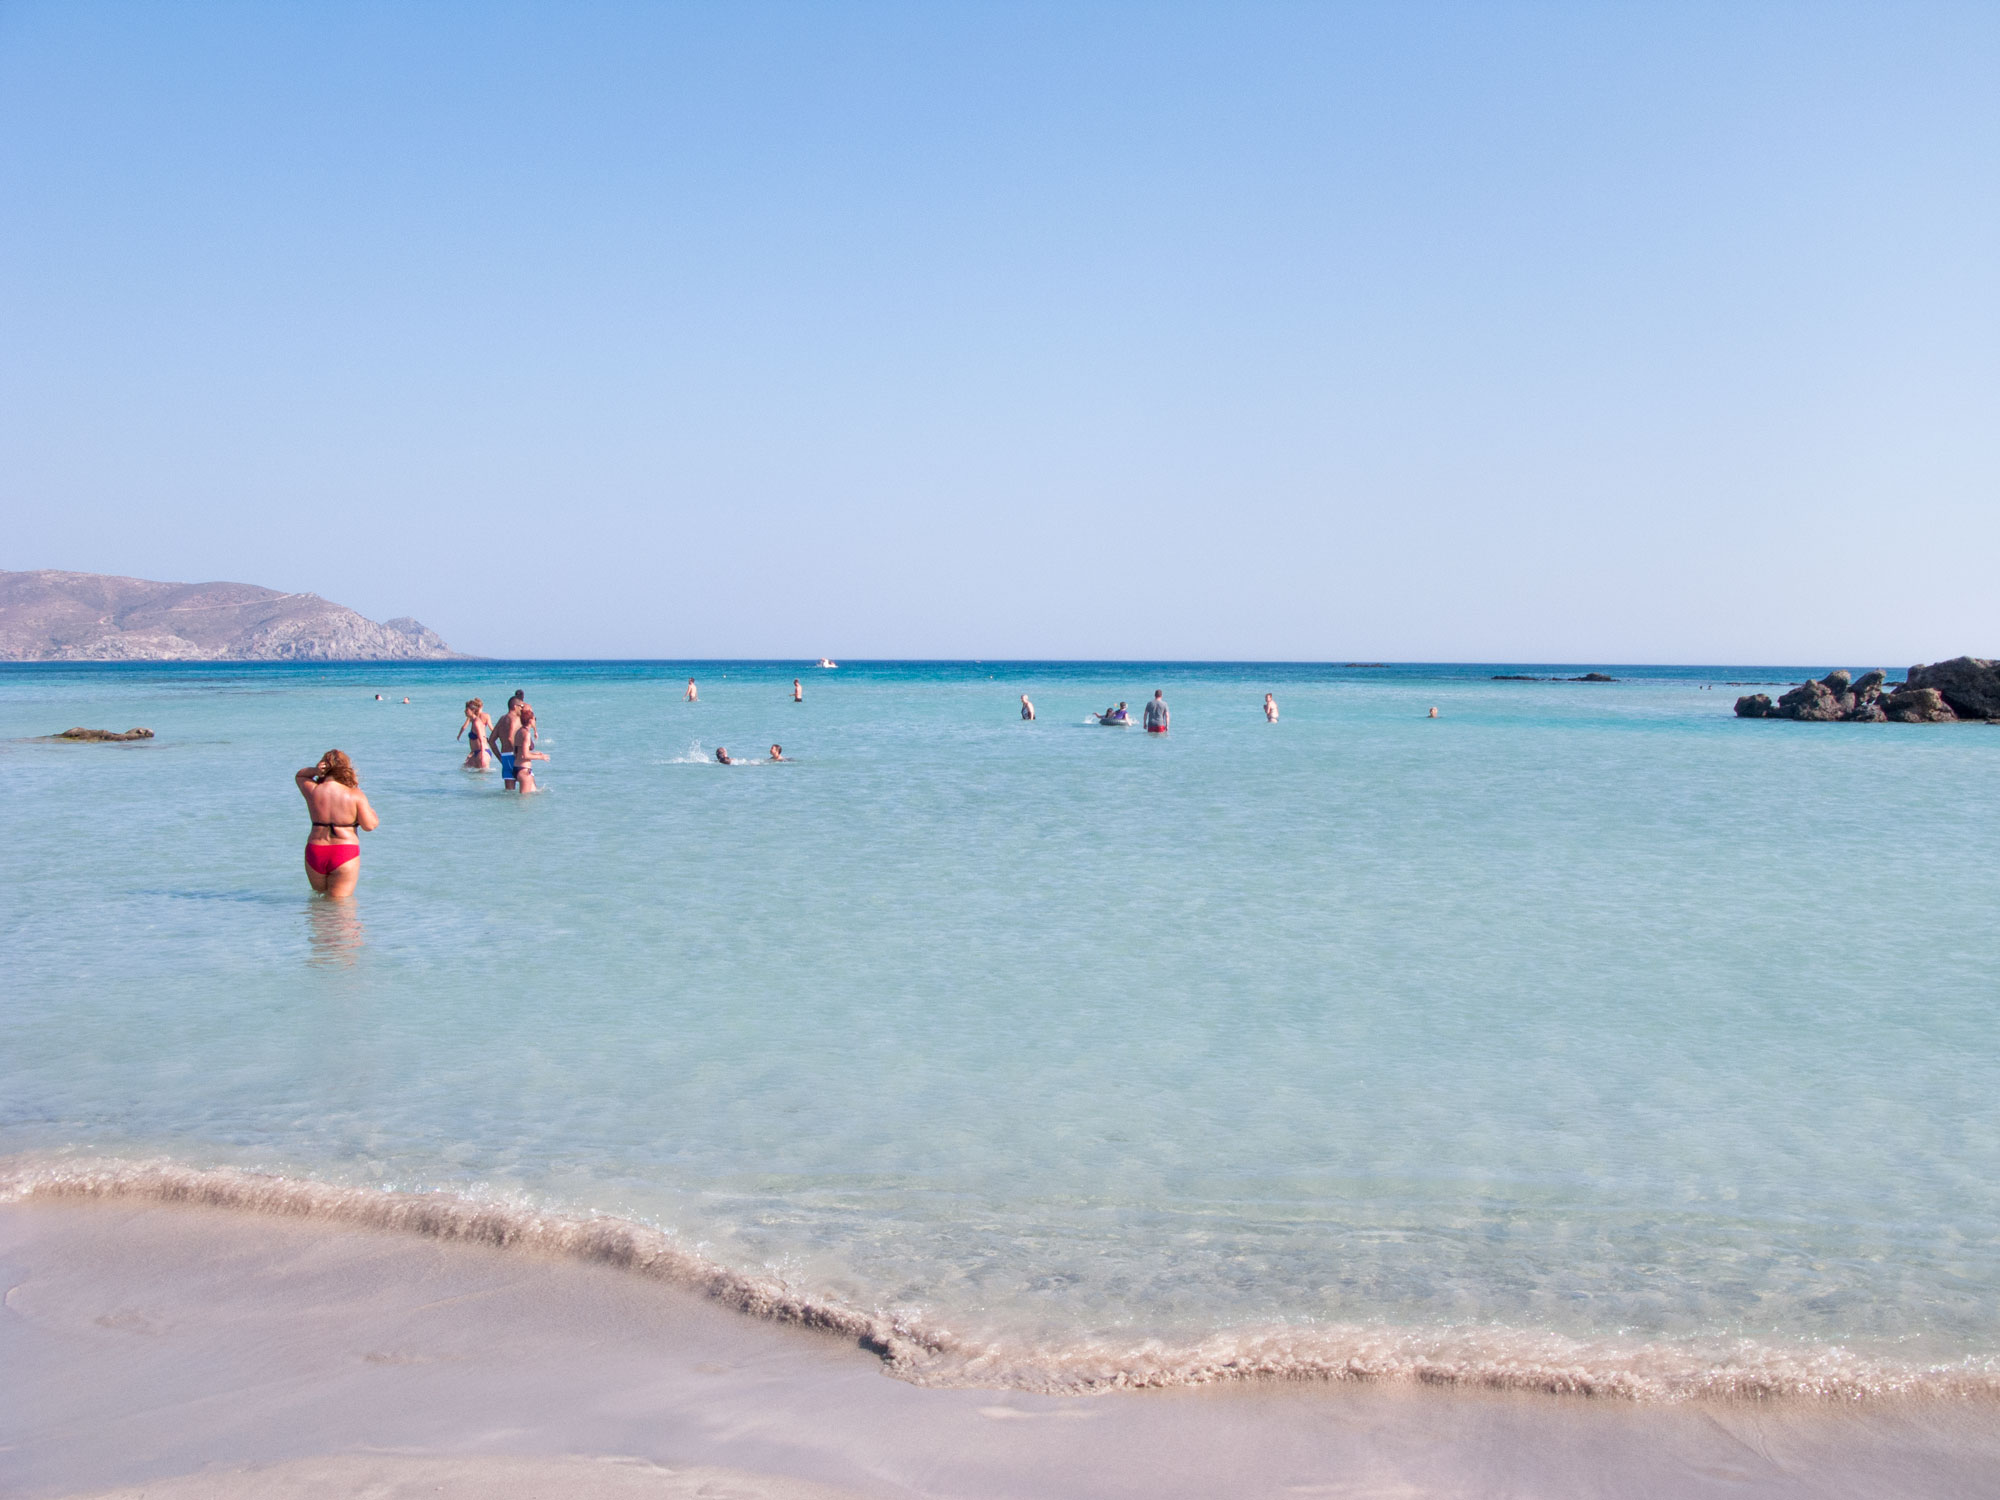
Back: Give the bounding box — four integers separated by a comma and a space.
1492, 675, 1543, 681
1884, 686, 1957, 723
57, 727, 154, 741
1734, 667, 1969, 723
1776, 680, 1842, 721
1905, 657, 2000, 720
1571, 673, 1616, 682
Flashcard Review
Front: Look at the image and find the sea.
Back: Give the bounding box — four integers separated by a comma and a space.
4, 660, 1997, 1400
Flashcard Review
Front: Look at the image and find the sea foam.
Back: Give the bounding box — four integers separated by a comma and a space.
8, 1157, 1998, 1405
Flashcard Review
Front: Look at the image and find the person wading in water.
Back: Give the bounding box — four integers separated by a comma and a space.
296, 750, 379, 900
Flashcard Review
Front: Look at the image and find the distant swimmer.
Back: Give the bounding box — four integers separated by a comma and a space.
1428, 707, 1439, 718
296, 749, 378, 901
685, 679, 698, 703
401, 697, 411, 705
1264, 693, 1279, 722
1021, 694, 1035, 721
1143, 690, 1169, 733
457, 698, 493, 770
1096, 702, 1130, 725
375, 694, 384, 701
769, 744, 785, 761
793, 679, 803, 702
513, 706, 548, 793
715, 746, 733, 764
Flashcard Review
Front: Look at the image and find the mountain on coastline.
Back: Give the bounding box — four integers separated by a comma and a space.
0, 570, 466, 661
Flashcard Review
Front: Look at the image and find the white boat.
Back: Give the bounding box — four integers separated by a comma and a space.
817, 658, 838, 669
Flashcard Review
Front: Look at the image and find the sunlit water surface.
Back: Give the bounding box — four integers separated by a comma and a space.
4, 661, 1997, 1370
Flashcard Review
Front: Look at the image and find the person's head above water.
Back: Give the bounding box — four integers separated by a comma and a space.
770, 744, 783, 759
715, 746, 730, 762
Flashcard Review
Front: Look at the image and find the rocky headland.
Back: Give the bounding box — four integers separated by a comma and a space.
1735, 658, 1999, 723
0, 570, 465, 662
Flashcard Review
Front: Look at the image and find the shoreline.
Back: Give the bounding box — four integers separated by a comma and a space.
5, 1156, 1995, 1406
7, 1196, 2000, 1500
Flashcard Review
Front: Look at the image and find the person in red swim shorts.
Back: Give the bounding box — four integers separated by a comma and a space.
295, 749, 380, 901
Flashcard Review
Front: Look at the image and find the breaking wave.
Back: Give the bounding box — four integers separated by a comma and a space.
7, 1156, 1999, 1404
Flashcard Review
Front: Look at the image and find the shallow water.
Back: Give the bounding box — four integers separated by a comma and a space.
4, 661, 1998, 1391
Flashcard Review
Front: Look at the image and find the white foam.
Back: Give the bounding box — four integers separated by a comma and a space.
7, 1157, 1998, 1405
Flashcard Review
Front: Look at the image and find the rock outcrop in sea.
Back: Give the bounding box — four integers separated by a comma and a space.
1735, 659, 1998, 722
0, 570, 465, 662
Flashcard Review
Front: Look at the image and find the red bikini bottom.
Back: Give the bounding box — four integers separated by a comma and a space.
305, 842, 361, 875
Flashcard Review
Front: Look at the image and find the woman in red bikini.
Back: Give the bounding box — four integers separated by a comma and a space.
296, 749, 379, 900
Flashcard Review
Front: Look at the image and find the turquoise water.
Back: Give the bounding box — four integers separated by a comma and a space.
5, 661, 1998, 1390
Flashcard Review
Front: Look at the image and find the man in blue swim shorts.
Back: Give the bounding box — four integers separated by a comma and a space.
489, 690, 529, 788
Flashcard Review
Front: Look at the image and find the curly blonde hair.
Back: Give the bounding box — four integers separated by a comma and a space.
315, 749, 359, 788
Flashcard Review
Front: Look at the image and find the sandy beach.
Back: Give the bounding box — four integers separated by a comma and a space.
5, 1197, 1996, 1500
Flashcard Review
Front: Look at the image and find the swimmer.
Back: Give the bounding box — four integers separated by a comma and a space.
401, 697, 410, 705
685, 679, 698, 702
1264, 693, 1279, 722
1143, 690, 1169, 733
374, 694, 383, 701
512, 706, 549, 793
296, 749, 379, 901
769, 744, 785, 761
793, 679, 803, 702
1021, 694, 1035, 721
457, 698, 493, 769
715, 746, 732, 764
1428, 707, 1439, 718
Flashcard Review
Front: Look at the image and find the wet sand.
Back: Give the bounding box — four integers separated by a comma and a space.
4, 1199, 1997, 1500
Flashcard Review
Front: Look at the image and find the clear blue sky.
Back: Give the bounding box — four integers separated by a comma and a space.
2, 2, 1995, 662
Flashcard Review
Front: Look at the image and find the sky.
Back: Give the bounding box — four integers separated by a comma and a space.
1, 2, 1995, 662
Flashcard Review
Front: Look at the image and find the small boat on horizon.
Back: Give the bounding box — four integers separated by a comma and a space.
817, 658, 838, 669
